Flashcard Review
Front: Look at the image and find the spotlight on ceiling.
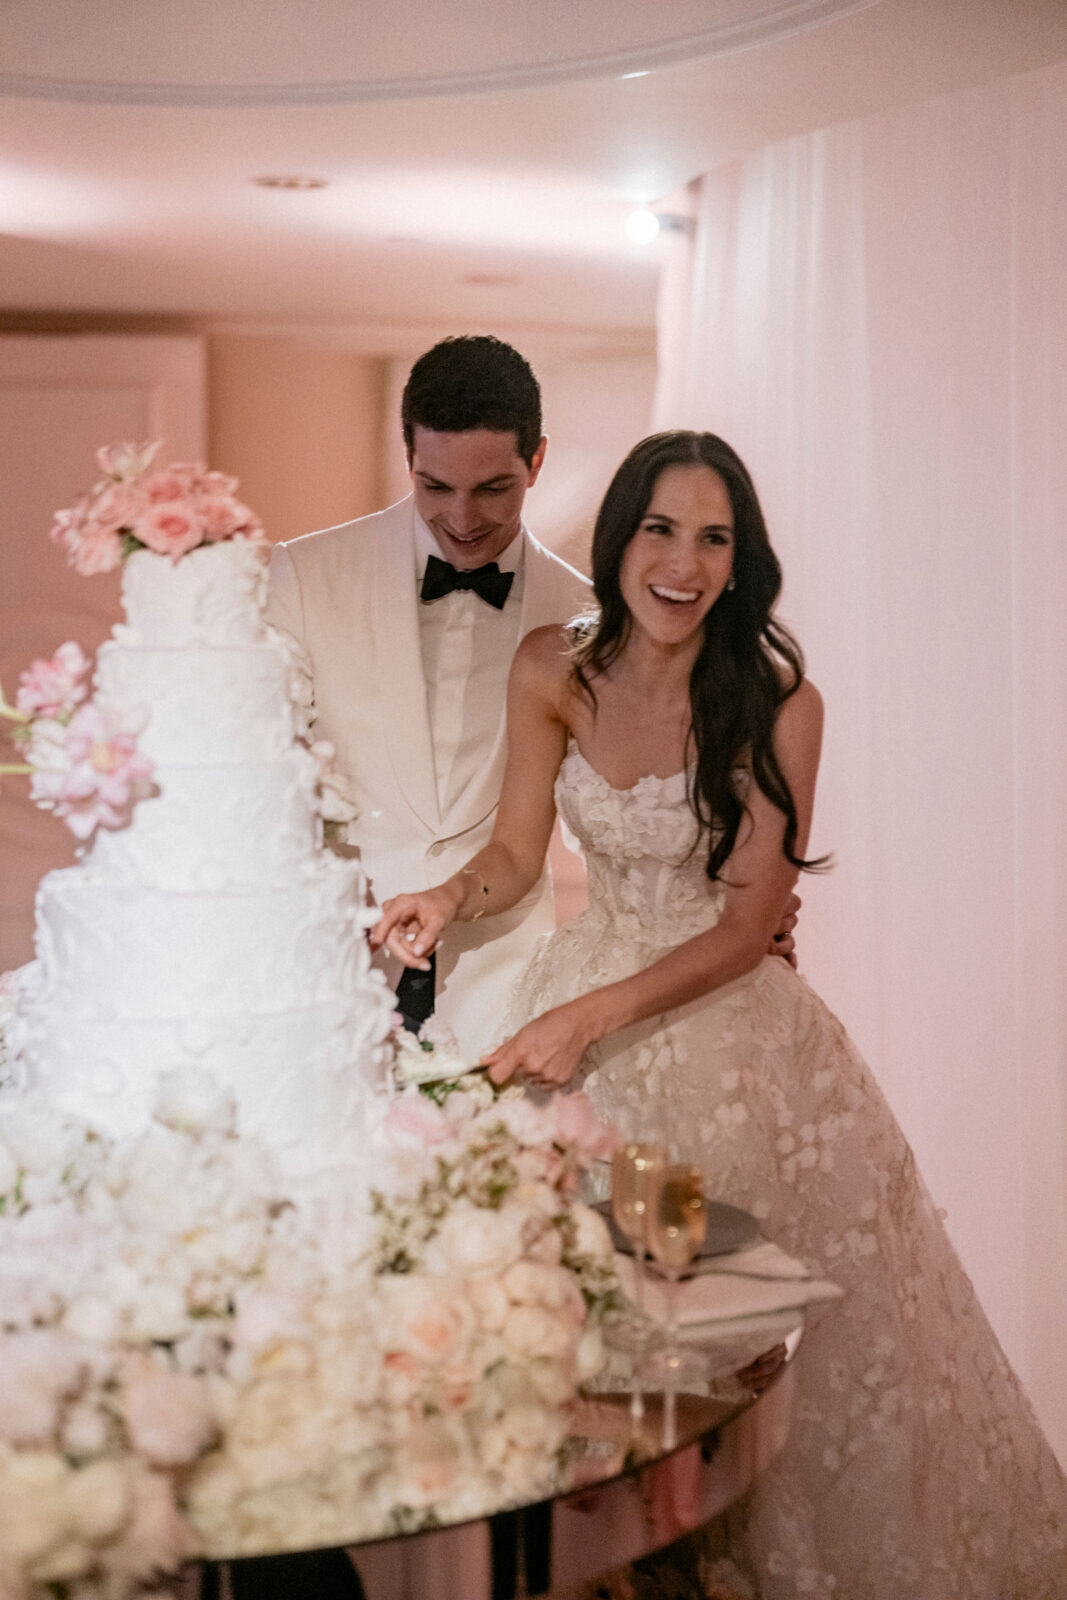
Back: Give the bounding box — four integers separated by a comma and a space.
626, 209, 696, 245
253, 175, 328, 191
626, 208, 660, 245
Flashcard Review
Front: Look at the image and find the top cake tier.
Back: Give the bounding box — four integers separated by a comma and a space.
115, 537, 270, 647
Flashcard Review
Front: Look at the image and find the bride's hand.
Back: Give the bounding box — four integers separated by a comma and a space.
369, 886, 460, 968
482, 999, 598, 1089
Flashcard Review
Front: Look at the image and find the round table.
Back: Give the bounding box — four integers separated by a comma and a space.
197, 1308, 804, 1600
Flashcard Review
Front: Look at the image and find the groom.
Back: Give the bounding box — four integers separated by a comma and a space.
269, 335, 800, 1054
268, 336, 589, 1054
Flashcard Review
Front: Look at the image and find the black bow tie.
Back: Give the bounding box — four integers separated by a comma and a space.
420, 553, 514, 610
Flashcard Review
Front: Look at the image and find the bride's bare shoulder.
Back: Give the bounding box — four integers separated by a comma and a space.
511, 625, 588, 725
513, 624, 575, 680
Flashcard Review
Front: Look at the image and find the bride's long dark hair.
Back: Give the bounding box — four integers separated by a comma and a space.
573, 431, 825, 880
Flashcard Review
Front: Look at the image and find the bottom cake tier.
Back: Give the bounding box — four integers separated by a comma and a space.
14, 977, 393, 1173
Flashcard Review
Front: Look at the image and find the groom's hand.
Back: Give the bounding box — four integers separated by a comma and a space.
768, 890, 801, 967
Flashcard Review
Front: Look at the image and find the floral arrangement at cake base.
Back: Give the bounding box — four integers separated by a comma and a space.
0, 1064, 618, 1598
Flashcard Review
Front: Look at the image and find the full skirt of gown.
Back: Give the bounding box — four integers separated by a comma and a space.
506, 743, 1067, 1600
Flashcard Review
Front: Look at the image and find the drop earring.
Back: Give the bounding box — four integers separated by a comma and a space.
726, 574, 736, 591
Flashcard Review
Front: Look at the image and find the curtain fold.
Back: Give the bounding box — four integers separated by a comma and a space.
654, 57, 1067, 1465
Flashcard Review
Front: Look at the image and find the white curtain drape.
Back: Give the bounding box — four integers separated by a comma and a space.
654, 57, 1067, 1464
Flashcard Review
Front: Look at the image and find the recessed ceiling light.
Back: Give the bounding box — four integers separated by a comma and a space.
253, 175, 328, 191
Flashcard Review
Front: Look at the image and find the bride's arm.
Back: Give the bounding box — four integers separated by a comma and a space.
484, 678, 824, 1086
368, 628, 571, 968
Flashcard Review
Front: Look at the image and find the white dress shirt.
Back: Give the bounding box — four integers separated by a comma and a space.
413, 514, 525, 817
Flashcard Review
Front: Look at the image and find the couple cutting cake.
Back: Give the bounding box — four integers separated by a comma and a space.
270, 336, 1067, 1596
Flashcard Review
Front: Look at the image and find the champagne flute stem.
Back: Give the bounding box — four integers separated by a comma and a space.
666, 1271, 679, 1360
632, 1242, 646, 1316
663, 1384, 678, 1451
663, 1270, 680, 1449
629, 1245, 647, 1423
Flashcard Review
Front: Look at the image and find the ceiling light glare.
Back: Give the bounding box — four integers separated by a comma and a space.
626, 208, 660, 246
620, 70, 649, 79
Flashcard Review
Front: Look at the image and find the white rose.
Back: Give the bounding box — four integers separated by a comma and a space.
153, 1069, 235, 1137
465, 1274, 510, 1333
0, 1330, 88, 1446
431, 1204, 526, 1276
232, 1289, 313, 1353
64, 1457, 130, 1543
527, 1226, 564, 1265
0, 1449, 70, 1564
123, 1370, 217, 1467
104, 1465, 194, 1580
502, 1260, 585, 1320
576, 1325, 606, 1384
524, 1355, 575, 1407
0, 1102, 82, 1175
491, 1098, 553, 1147
126, 1281, 189, 1344
61, 1400, 112, 1459
567, 1201, 614, 1265
393, 1417, 471, 1510
498, 1444, 557, 1500
378, 1279, 476, 1369
62, 1295, 121, 1345
28, 1534, 94, 1584
503, 1304, 575, 1362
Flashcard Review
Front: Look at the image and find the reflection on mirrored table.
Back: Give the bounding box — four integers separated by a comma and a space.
194, 1308, 805, 1600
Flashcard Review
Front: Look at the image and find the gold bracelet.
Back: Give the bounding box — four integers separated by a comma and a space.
459, 867, 490, 921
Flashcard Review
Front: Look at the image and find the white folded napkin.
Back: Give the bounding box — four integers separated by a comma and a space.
614, 1241, 842, 1326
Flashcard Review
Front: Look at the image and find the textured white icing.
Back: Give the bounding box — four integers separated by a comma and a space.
86, 750, 319, 889
95, 641, 295, 764
11, 535, 394, 1173
34, 857, 364, 1017
117, 539, 269, 647
17, 978, 391, 1173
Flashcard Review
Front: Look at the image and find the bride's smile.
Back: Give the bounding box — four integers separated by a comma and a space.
618, 462, 735, 650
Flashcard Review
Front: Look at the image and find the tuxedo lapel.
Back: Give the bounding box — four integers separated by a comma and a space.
440, 527, 560, 841
369, 502, 440, 831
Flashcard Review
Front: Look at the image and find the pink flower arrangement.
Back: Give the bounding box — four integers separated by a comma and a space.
50, 441, 263, 575
14, 640, 90, 718
28, 699, 156, 840
2, 642, 155, 842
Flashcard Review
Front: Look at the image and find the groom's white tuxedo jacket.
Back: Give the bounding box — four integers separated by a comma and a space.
267, 495, 590, 1057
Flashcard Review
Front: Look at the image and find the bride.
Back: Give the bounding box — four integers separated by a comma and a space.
371, 430, 1067, 1597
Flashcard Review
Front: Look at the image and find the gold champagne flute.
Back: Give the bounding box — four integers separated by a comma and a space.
610, 1140, 666, 1421
646, 1162, 708, 1446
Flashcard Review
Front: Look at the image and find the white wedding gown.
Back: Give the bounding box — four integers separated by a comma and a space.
507, 741, 1067, 1599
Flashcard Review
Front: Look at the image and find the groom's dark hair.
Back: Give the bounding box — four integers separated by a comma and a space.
401, 336, 543, 466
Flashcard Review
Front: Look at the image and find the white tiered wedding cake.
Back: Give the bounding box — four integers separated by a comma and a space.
11, 537, 392, 1172
0, 451, 616, 1600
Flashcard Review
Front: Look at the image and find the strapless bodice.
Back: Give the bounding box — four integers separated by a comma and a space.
554, 742, 725, 947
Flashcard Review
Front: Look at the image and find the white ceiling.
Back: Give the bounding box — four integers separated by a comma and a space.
2, 0, 1066, 350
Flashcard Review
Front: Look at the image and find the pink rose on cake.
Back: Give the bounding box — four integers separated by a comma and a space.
135, 500, 203, 561
95, 441, 161, 481
51, 442, 264, 572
